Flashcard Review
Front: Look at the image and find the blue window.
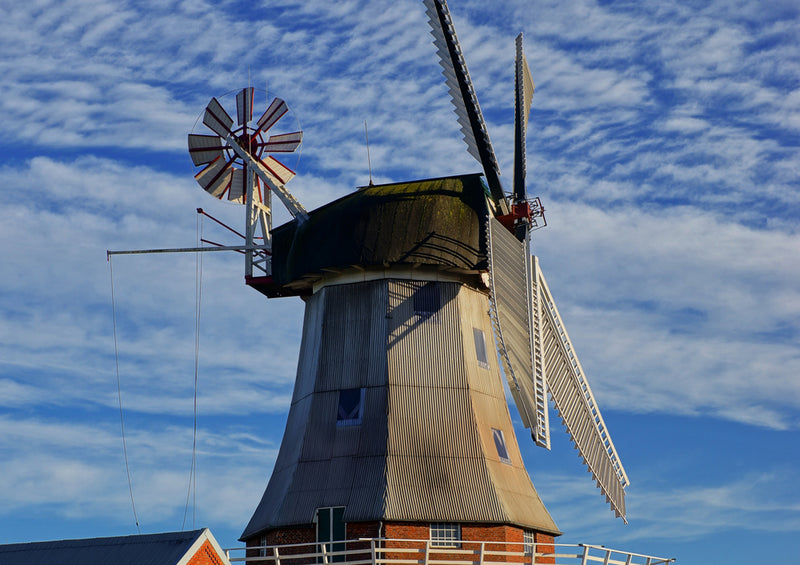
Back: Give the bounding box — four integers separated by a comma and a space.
473, 328, 489, 369
492, 428, 511, 464
337, 388, 365, 426
414, 282, 441, 322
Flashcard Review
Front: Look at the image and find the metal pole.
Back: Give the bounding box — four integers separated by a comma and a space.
107, 245, 256, 256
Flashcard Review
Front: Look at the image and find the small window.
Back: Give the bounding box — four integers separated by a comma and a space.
337, 388, 365, 426
492, 428, 511, 464
430, 523, 461, 548
473, 328, 489, 369
414, 282, 441, 322
259, 534, 268, 557
524, 530, 535, 556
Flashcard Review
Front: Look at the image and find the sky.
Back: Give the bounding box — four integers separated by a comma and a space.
0, 0, 798, 563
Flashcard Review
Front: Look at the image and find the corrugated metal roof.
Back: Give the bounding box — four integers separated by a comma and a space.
0, 529, 225, 565
316, 282, 389, 391
456, 284, 504, 397
242, 283, 392, 539
387, 280, 466, 389
291, 288, 325, 402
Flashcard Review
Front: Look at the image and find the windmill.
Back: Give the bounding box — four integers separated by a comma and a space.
188, 87, 308, 280
181, 0, 629, 553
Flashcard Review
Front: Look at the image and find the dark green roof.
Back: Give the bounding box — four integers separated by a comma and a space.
268, 174, 490, 293
0, 530, 214, 565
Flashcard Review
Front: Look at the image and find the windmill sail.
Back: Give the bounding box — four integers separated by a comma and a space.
423, 0, 506, 211
532, 255, 630, 520
487, 217, 550, 449
513, 33, 535, 204
426, 0, 629, 521
488, 220, 630, 518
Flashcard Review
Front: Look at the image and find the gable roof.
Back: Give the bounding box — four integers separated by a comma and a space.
0, 528, 229, 565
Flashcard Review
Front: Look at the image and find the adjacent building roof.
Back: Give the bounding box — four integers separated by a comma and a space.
0, 528, 229, 565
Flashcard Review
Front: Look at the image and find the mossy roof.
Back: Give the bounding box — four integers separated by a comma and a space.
270, 174, 491, 288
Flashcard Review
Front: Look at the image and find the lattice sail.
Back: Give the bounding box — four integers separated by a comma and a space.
513, 32, 535, 202
487, 214, 629, 519
486, 217, 550, 448
423, 0, 505, 208
532, 255, 630, 521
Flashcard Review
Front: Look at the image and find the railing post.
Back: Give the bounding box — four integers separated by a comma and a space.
603, 549, 611, 565
581, 545, 590, 565
424, 540, 430, 565
273, 545, 281, 565
322, 542, 329, 565
370, 538, 377, 565
479, 541, 485, 565
531, 543, 536, 565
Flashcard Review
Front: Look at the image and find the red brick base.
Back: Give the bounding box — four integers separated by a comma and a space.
245, 521, 557, 564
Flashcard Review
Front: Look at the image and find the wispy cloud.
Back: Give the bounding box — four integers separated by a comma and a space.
0, 0, 798, 559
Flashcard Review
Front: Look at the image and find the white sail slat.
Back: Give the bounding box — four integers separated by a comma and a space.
532, 256, 629, 520
194, 157, 231, 199
257, 97, 288, 133
228, 168, 245, 203
236, 87, 254, 126
187, 134, 224, 166
486, 218, 550, 447
203, 97, 233, 138
263, 131, 303, 153
423, 0, 504, 205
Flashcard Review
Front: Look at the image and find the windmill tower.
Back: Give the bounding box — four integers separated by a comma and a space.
187, 0, 629, 556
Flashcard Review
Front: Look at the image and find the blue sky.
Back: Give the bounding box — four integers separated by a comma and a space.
0, 0, 798, 563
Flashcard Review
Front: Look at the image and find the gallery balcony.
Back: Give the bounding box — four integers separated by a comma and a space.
225, 538, 675, 565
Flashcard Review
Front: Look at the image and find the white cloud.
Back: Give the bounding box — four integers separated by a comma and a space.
0, 415, 279, 529
535, 201, 800, 428
1, 0, 799, 559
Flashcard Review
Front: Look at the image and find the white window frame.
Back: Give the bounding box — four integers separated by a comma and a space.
524, 530, 535, 556
259, 534, 268, 557
430, 523, 461, 548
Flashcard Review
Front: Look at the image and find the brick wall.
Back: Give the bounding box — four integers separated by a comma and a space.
344, 522, 381, 562
382, 522, 552, 564
187, 539, 227, 565
244, 526, 316, 563
533, 532, 555, 565
245, 522, 557, 565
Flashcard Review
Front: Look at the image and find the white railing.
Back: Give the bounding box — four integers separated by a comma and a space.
225, 538, 674, 565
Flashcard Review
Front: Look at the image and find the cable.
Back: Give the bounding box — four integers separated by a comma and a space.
109, 255, 142, 534
182, 214, 203, 529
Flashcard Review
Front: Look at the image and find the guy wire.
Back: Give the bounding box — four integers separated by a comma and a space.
109, 256, 142, 534
182, 214, 203, 529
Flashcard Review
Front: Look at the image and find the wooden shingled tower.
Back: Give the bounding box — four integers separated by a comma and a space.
186, 0, 630, 556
